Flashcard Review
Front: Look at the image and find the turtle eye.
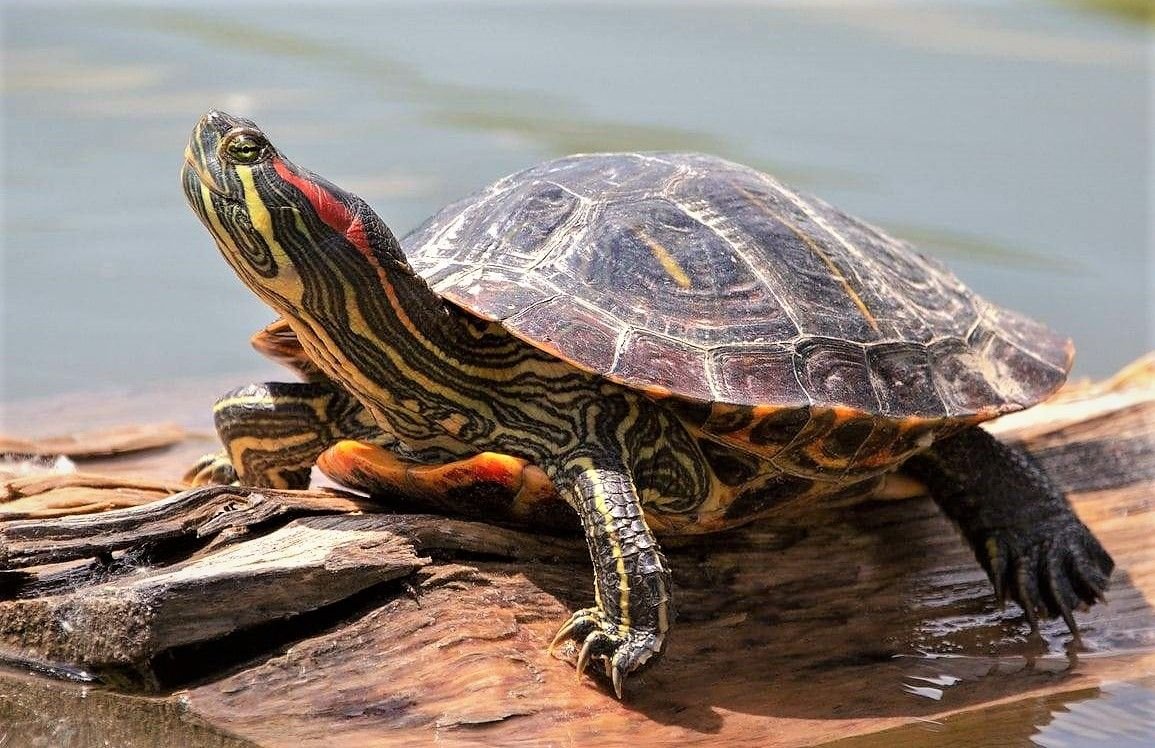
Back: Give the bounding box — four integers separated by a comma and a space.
222, 131, 270, 165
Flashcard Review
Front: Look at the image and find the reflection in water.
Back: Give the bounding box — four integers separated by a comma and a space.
0, 668, 257, 748
883, 223, 1082, 272
1036, 680, 1155, 747
827, 677, 1155, 747
1062, 0, 1155, 26
136, 8, 734, 157
809, 2, 1144, 64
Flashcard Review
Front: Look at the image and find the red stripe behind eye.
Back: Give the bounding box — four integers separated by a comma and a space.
273, 158, 370, 259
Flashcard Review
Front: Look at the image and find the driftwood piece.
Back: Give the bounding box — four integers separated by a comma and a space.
0, 483, 587, 686
0, 485, 376, 569
0, 357, 1152, 746
0, 422, 185, 459
0, 472, 189, 520
0, 515, 427, 689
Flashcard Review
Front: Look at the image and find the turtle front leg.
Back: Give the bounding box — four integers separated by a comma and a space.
905, 427, 1114, 634
186, 381, 386, 489
550, 458, 673, 698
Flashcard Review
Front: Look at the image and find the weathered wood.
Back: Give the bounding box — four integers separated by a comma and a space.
0, 481, 584, 571
0, 472, 187, 520
0, 485, 376, 568
0, 479, 587, 687
0, 422, 185, 459
0, 357, 1151, 746
0, 515, 428, 689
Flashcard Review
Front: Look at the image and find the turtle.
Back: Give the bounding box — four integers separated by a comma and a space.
181, 110, 1114, 698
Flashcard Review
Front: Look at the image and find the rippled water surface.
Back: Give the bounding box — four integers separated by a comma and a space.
1, 0, 1150, 402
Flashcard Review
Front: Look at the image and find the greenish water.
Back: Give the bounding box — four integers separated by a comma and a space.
0, 0, 1149, 404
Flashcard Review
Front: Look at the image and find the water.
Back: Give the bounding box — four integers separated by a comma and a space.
827, 678, 1155, 747
1, 0, 1149, 404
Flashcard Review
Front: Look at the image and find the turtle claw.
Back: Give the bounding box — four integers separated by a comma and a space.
610, 656, 626, 700
576, 635, 598, 680
550, 607, 664, 699
987, 538, 1008, 605
977, 522, 1113, 635
548, 616, 579, 654
183, 451, 238, 487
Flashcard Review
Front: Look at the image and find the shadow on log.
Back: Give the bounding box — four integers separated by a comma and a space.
1, 356, 1153, 746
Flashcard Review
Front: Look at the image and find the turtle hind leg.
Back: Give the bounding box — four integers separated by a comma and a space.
904, 426, 1114, 634
317, 441, 570, 529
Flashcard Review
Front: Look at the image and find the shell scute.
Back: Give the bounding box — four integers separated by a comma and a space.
865, 342, 945, 418
746, 407, 811, 453
610, 330, 712, 402
436, 267, 556, 323
927, 338, 1006, 417
504, 295, 623, 373
982, 333, 1068, 407
794, 338, 878, 411
709, 344, 806, 405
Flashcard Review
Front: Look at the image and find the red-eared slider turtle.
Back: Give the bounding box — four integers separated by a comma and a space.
181, 111, 1113, 698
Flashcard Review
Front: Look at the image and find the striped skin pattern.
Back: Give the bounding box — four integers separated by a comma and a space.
182, 112, 1111, 697
208, 381, 386, 489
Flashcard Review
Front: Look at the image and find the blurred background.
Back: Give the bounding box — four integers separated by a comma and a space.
1, 0, 1150, 407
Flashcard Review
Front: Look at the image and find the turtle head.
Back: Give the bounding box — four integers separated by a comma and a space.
182, 109, 267, 201
182, 110, 410, 312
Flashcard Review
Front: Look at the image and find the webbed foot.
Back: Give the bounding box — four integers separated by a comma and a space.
550, 607, 665, 698
905, 426, 1114, 636
979, 520, 1114, 634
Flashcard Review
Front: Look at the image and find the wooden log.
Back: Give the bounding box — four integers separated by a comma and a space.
0, 356, 1152, 745
0, 515, 427, 690
0, 485, 372, 568
0, 422, 186, 459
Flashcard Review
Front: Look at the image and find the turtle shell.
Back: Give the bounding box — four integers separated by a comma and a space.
405, 153, 1071, 421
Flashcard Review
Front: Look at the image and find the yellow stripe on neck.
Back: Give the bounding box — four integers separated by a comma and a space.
237, 166, 277, 242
